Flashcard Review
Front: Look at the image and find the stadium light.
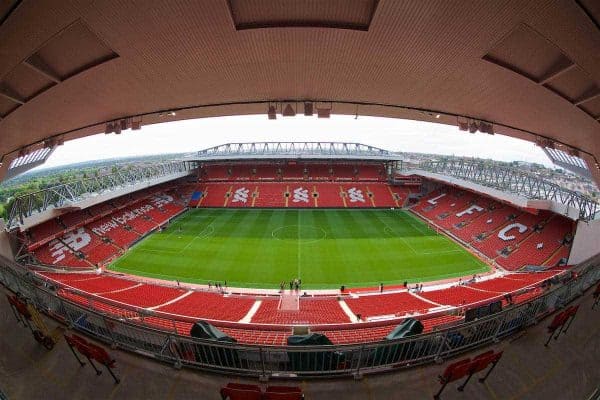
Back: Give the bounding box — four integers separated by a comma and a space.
304, 102, 313, 116
132, 116, 142, 130
317, 108, 330, 118
468, 120, 478, 133
282, 103, 296, 117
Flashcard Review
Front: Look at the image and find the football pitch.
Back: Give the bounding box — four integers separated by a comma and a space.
109, 209, 489, 289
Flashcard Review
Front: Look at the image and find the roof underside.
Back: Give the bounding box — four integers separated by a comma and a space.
0, 0, 599, 180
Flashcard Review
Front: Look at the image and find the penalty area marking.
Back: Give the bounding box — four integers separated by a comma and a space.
180, 224, 215, 252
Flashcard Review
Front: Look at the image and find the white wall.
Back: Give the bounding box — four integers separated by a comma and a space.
569, 219, 600, 265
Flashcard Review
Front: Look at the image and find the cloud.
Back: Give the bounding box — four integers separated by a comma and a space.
38, 115, 553, 169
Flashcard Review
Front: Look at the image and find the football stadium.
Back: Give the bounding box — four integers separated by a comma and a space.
0, 2, 599, 400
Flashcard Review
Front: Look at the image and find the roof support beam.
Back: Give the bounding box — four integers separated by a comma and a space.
23, 55, 62, 84
538, 60, 576, 85
574, 89, 600, 106
0, 84, 25, 105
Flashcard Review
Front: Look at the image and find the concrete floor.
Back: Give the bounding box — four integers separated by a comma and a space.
0, 287, 598, 400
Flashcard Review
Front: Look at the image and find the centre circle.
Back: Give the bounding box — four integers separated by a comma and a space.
272, 225, 327, 243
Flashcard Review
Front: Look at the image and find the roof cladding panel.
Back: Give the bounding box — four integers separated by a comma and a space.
30, 20, 118, 80
228, 0, 379, 30
0, 95, 18, 117
0, 0, 20, 25
580, 96, 600, 118
577, 0, 600, 29
484, 24, 570, 82
1, 63, 55, 100
544, 66, 598, 102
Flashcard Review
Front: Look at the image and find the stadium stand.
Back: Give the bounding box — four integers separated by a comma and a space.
100, 284, 187, 308
28, 218, 65, 248
344, 292, 435, 318
501, 217, 573, 270
340, 184, 373, 208
87, 216, 141, 249
253, 184, 286, 207
452, 205, 515, 243
60, 209, 91, 230
57, 275, 139, 294
411, 184, 574, 269
418, 286, 504, 307
251, 298, 351, 324
156, 291, 255, 322
313, 183, 345, 207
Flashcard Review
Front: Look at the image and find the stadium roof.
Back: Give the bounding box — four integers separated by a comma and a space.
194, 142, 402, 161
0, 1, 599, 181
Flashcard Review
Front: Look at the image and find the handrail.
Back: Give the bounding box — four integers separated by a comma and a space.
0, 253, 598, 378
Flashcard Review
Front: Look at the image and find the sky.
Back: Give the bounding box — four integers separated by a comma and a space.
38, 115, 554, 169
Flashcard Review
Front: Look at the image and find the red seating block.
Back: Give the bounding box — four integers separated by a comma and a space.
251, 298, 350, 324
156, 291, 255, 322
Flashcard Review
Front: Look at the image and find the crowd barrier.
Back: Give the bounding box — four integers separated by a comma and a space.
0, 254, 598, 379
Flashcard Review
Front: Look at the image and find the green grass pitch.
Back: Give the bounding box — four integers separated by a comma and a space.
109, 209, 489, 289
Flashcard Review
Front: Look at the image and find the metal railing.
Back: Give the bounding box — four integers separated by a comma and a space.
196, 142, 402, 161
0, 255, 598, 379
412, 159, 599, 221
7, 161, 194, 229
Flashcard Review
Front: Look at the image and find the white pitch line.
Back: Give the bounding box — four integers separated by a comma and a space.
377, 213, 417, 255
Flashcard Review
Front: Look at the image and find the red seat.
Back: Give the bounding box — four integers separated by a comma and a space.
220, 383, 262, 400
264, 386, 304, 400
439, 358, 472, 384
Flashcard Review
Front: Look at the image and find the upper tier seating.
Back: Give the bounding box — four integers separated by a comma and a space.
199, 163, 389, 182
251, 298, 351, 324
60, 209, 91, 229
29, 219, 64, 246
356, 164, 385, 181
87, 202, 115, 217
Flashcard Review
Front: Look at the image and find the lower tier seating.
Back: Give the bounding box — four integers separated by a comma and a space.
418, 286, 504, 307
344, 292, 435, 318
251, 298, 351, 324
40, 269, 564, 346
155, 291, 255, 322
100, 284, 187, 308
